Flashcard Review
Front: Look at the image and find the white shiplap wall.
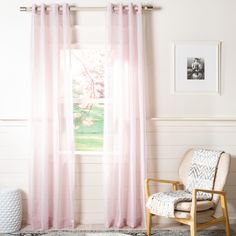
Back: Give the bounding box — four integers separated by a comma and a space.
0, 119, 236, 225
0, 122, 29, 223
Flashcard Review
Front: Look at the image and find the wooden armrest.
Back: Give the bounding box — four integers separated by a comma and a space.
193, 188, 225, 196
145, 178, 182, 199
146, 178, 181, 185
190, 189, 227, 217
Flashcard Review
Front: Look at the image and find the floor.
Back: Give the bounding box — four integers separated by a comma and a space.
20, 223, 236, 232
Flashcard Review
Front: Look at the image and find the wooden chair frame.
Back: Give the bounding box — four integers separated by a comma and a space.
145, 178, 231, 236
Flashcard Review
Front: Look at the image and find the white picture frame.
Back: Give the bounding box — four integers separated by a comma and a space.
172, 41, 221, 95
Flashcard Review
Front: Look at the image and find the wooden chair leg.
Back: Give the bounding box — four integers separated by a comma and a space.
146, 209, 152, 236
190, 221, 197, 236
221, 195, 231, 236
190, 190, 197, 236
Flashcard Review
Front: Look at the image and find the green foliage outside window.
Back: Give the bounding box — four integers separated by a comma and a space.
74, 103, 104, 151
72, 49, 105, 151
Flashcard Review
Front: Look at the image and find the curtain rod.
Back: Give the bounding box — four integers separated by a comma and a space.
20, 5, 156, 12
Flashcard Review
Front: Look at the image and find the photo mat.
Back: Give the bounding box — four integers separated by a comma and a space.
173, 41, 220, 94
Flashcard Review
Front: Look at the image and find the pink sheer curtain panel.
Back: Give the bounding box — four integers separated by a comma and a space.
103, 3, 147, 228
29, 4, 75, 229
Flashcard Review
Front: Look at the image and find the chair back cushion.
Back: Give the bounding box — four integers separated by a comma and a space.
178, 149, 231, 205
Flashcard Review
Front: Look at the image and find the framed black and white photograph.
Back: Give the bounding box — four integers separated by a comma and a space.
172, 41, 221, 94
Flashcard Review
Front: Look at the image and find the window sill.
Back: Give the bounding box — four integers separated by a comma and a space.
75, 151, 103, 163
75, 151, 103, 156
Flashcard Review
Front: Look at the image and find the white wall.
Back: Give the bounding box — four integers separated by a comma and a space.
0, 0, 236, 227
148, 0, 236, 117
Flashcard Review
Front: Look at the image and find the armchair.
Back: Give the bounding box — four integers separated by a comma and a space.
145, 149, 231, 236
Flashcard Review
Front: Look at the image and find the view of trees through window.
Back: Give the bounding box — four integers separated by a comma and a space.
72, 49, 106, 151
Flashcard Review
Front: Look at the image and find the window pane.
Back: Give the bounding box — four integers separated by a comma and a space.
74, 103, 104, 151
72, 49, 105, 151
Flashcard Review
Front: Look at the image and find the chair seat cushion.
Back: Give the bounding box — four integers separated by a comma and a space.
175, 209, 215, 224
175, 200, 215, 212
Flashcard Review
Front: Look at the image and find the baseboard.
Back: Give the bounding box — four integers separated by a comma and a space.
230, 216, 236, 224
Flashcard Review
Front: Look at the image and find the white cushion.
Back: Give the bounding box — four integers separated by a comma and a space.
175, 200, 215, 212
175, 209, 215, 223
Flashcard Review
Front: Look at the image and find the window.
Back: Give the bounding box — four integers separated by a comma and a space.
72, 49, 106, 152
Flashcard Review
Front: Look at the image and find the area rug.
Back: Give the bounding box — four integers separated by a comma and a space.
3, 229, 233, 236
